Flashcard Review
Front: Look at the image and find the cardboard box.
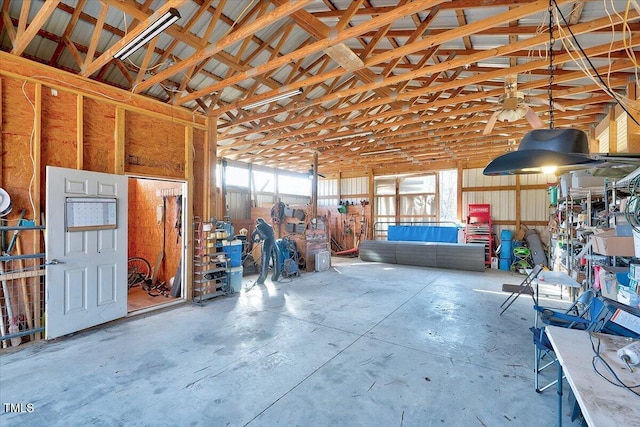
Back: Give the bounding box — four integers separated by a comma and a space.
590, 229, 635, 256
571, 170, 606, 189
631, 263, 640, 282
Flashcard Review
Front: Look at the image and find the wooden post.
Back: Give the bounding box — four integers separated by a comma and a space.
368, 170, 374, 240
185, 125, 194, 302
627, 82, 640, 152
457, 162, 463, 222
515, 175, 521, 233
206, 116, 217, 222
114, 106, 125, 174
76, 94, 83, 169
33, 82, 42, 339
608, 107, 617, 153
311, 151, 318, 220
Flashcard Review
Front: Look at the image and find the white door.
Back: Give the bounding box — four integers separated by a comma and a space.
45, 166, 128, 339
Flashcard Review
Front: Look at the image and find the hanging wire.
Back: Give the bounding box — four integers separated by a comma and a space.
548, 0, 555, 129
551, 0, 640, 126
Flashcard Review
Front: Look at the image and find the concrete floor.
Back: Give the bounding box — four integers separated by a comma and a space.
0, 257, 575, 426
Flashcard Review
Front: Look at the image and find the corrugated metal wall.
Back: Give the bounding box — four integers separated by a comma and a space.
226, 190, 251, 220
463, 168, 553, 245
597, 128, 609, 153
318, 176, 369, 207
617, 112, 628, 152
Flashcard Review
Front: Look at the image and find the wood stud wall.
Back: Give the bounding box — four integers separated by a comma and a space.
0, 54, 212, 302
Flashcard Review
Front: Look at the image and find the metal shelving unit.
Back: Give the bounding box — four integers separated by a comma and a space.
192, 219, 229, 304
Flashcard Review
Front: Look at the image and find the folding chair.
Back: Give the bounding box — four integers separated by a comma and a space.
530, 291, 606, 393
499, 264, 543, 315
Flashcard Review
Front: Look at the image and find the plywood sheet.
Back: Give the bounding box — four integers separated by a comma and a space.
41, 87, 76, 170
83, 97, 115, 173
124, 111, 185, 179
1, 78, 38, 219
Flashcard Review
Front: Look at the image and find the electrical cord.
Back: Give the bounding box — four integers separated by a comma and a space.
552, 0, 640, 126
589, 332, 640, 397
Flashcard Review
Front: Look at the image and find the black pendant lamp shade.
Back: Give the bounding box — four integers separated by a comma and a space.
483, 128, 599, 175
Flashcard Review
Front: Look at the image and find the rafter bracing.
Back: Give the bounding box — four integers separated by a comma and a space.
216, 9, 635, 137
133, 0, 315, 93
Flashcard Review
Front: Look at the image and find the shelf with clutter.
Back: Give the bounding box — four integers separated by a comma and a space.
550, 167, 640, 311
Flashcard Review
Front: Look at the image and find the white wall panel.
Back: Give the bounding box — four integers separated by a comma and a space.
318, 198, 338, 207
341, 176, 368, 196
280, 195, 311, 205
597, 128, 609, 153
255, 194, 274, 207
462, 190, 515, 222
318, 179, 338, 197
617, 112, 628, 152
464, 168, 515, 187
519, 174, 557, 185
520, 189, 551, 221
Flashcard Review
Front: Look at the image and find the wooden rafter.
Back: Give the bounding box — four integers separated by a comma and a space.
133, 0, 315, 93
82, 0, 186, 77
2, 0, 637, 174
177, 0, 447, 106
83, 1, 108, 72
216, 6, 628, 134
49, 0, 86, 66
12, 0, 60, 56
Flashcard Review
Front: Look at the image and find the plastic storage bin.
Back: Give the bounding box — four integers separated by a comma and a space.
223, 240, 243, 267
229, 266, 243, 292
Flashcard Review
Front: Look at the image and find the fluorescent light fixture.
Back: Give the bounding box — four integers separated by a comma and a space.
242, 89, 303, 110
325, 132, 373, 142
114, 8, 181, 61
359, 148, 400, 156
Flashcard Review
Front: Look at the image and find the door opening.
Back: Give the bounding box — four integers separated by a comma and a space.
127, 177, 186, 313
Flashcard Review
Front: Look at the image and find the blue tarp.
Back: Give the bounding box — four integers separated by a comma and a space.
388, 226, 459, 243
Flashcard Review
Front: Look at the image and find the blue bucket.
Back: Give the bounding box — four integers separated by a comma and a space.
223, 241, 243, 267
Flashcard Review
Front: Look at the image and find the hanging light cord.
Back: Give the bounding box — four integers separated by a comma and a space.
551, 0, 640, 127
548, 0, 555, 129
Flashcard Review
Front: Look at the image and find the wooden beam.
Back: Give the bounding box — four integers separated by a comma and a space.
2, 10, 16, 45
62, 36, 84, 68
33, 82, 42, 228
185, 124, 194, 302
133, 37, 158, 86
115, 107, 125, 174
608, 107, 617, 153
49, 0, 86, 66
627, 82, 640, 152
207, 116, 217, 220
134, 0, 314, 93
83, 1, 108, 73
217, 20, 634, 137
0, 52, 207, 129
12, 0, 60, 56
16, 0, 31, 40
82, 0, 186, 77
76, 94, 83, 169
0, 78, 2, 187
182, 0, 446, 106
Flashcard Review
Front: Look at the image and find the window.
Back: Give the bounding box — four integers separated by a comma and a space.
439, 170, 458, 222
252, 170, 274, 192
278, 174, 311, 196
225, 166, 249, 188
373, 171, 459, 238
